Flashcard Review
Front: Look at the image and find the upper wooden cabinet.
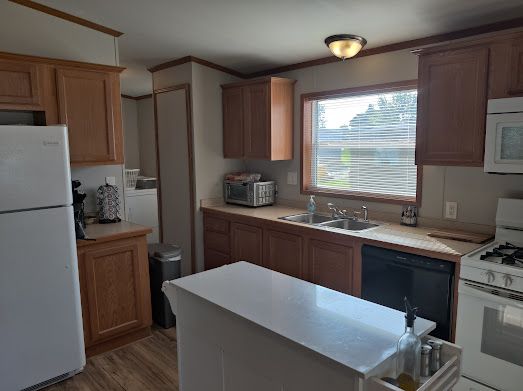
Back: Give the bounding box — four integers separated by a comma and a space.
56, 67, 123, 165
221, 77, 295, 160
509, 38, 523, 94
416, 46, 489, 166
0, 59, 42, 109
0, 52, 125, 166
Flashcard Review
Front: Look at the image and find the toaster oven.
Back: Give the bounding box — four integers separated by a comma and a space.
224, 181, 275, 207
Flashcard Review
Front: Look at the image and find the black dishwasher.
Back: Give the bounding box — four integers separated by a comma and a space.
361, 245, 455, 341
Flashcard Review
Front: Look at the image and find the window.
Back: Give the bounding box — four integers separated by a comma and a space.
302, 80, 420, 204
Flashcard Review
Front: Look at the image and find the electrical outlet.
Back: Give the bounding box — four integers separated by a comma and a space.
287, 171, 298, 185
445, 201, 458, 220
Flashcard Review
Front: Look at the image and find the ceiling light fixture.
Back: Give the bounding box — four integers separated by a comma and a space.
324, 34, 367, 60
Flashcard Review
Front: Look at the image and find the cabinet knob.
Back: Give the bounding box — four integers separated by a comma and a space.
485, 271, 495, 283
502, 274, 513, 288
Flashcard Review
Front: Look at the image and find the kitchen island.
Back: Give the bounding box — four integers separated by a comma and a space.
163, 262, 459, 391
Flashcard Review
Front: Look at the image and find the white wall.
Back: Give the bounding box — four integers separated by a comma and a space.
191, 63, 245, 271
153, 62, 244, 271
0, 2, 116, 65
122, 98, 141, 169
0, 1, 126, 216
137, 97, 157, 177
245, 49, 523, 229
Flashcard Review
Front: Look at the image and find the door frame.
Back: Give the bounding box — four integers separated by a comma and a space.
153, 83, 196, 274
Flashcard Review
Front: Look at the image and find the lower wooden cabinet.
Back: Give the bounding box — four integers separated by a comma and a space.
202, 211, 356, 295
264, 229, 304, 279
231, 222, 263, 265
77, 235, 152, 356
308, 240, 353, 294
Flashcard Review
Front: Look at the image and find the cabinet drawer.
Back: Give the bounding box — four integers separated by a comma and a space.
204, 215, 230, 234
204, 230, 230, 254
366, 336, 461, 391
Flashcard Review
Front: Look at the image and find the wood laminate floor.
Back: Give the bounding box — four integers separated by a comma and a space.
45, 327, 179, 391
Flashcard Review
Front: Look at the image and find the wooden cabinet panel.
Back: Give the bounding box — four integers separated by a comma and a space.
0, 59, 41, 109
231, 223, 263, 265
244, 82, 270, 159
416, 47, 489, 166
56, 67, 123, 165
204, 248, 230, 270
204, 230, 230, 254
204, 215, 230, 234
308, 240, 353, 294
82, 237, 151, 345
509, 39, 523, 94
264, 229, 303, 278
221, 77, 294, 160
223, 86, 244, 158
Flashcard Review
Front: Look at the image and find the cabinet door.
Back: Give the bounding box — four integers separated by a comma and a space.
509, 39, 523, 94
82, 237, 151, 345
308, 240, 353, 294
0, 59, 41, 108
416, 47, 489, 166
243, 82, 270, 159
231, 223, 263, 265
56, 67, 122, 165
264, 229, 303, 278
222, 86, 244, 158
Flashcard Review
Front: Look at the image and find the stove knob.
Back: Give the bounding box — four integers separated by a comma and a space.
485, 271, 495, 283
502, 274, 513, 288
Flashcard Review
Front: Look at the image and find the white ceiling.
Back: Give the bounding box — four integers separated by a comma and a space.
39, 0, 523, 96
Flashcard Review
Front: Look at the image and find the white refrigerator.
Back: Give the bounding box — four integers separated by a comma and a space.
0, 125, 85, 390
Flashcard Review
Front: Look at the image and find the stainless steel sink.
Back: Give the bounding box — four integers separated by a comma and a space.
279, 213, 334, 224
318, 219, 379, 231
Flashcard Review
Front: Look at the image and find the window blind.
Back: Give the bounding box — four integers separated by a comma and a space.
310, 88, 418, 201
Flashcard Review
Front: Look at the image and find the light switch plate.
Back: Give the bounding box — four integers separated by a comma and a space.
445, 201, 458, 220
287, 171, 298, 186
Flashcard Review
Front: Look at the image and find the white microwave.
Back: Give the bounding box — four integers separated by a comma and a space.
484, 97, 523, 173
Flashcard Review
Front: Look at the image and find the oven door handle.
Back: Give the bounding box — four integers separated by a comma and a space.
459, 281, 523, 307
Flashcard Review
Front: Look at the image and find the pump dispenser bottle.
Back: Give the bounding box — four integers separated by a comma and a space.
396, 298, 421, 391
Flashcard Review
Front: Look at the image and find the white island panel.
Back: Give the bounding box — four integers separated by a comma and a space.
165, 262, 435, 381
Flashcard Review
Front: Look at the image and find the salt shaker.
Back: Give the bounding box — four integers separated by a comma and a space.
420, 344, 432, 378
427, 339, 443, 374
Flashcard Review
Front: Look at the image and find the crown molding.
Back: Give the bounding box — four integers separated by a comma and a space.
148, 17, 523, 79
9, 0, 124, 37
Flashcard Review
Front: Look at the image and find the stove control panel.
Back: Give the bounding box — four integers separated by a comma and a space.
460, 265, 523, 292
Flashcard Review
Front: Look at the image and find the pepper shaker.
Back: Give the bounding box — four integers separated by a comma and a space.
420, 344, 432, 379
427, 339, 443, 374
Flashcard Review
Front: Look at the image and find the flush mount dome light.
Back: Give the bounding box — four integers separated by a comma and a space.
325, 34, 367, 60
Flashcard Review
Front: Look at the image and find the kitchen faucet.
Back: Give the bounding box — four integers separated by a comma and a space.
327, 202, 369, 221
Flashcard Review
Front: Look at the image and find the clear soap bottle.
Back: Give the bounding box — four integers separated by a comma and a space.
396, 298, 421, 391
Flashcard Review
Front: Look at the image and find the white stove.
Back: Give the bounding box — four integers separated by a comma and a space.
460, 198, 523, 292
454, 198, 523, 391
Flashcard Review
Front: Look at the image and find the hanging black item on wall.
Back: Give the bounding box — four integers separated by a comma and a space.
97, 182, 121, 224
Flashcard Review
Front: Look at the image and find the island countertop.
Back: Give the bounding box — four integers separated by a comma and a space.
166, 261, 436, 379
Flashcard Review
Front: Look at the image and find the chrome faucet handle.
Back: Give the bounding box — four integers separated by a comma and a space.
361, 206, 369, 222
327, 202, 339, 218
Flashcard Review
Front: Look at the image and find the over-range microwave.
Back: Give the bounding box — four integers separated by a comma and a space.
224, 181, 275, 207
484, 97, 523, 173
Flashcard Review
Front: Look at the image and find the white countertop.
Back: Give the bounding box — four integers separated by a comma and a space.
169, 262, 436, 378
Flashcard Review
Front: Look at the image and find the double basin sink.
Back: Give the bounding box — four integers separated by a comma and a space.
280, 213, 379, 232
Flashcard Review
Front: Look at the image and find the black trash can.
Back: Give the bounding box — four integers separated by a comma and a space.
148, 243, 182, 328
